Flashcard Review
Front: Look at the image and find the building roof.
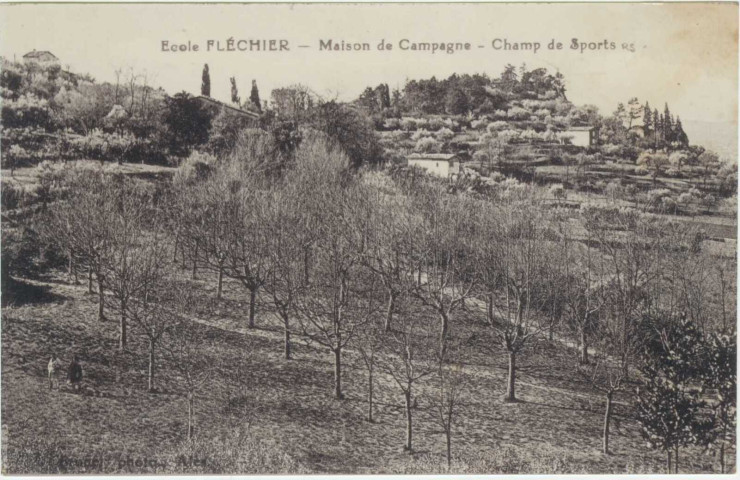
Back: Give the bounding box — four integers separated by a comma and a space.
562, 126, 596, 132
195, 95, 260, 119
23, 50, 58, 61
408, 153, 459, 161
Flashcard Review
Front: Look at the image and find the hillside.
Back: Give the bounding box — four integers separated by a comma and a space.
1, 271, 721, 474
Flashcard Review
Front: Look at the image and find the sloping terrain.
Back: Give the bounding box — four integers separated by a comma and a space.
1, 268, 726, 474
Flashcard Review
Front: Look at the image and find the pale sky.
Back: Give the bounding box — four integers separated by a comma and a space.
1, 3, 737, 127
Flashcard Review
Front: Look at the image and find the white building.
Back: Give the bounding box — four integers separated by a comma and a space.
407, 153, 462, 177
557, 126, 598, 147
22, 50, 59, 66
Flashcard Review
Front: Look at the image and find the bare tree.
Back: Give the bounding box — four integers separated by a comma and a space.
356, 319, 385, 422
562, 225, 605, 365
407, 187, 478, 353
363, 191, 416, 332
103, 179, 159, 351
433, 361, 466, 469
378, 312, 438, 451
490, 204, 552, 403
578, 318, 631, 454
126, 258, 178, 393
163, 319, 217, 440
263, 186, 305, 359
44, 167, 114, 321
291, 137, 377, 399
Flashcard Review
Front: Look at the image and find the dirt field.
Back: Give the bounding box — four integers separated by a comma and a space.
1, 267, 728, 474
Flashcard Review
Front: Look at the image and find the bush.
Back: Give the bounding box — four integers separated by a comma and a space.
435, 127, 455, 141
167, 428, 308, 474
1, 183, 31, 210
415, 137, 441, 153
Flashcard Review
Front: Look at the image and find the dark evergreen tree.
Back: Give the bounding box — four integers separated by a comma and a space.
230, 77, 240, 105
249, 79, 262, 113
201, 64, 210, 97
643, 101, 652, 134
674, 116, 689, 147
444, 88, 469, 115
701, 333, 736, 474
663, 104, 673, 145
635, 314, 711, 473
379, 84, 391, 109
163, 92, 213, 157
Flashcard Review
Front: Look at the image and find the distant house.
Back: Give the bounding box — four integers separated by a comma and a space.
23, 50, 59, 66
195, 95, 260, 124
557, 126, 598, 147
407, 153, 462, 177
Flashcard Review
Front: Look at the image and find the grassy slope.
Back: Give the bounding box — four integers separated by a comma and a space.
1, 267, 727, 474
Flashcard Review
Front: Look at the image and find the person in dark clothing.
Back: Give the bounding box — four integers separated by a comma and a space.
68, 356, 83, 392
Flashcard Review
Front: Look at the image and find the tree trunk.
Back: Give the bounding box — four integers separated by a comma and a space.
404, 389, 413, 451
486, 293, 494, 325
147, 338, 155, 392
505, 350, 516, 402
446, 431, 452, 469
580, 328, 589, 364
187, 393, 194, 440
334, 348, 343, 400
720, 440, 725, 473
248, 287, 257, 329
367, 367, 374, 422
98, 281, 105, 321
87, 266, 93, 294
217, 265, 224, 299
283, 317, 291, 360
303, 247, 311, 285
385, 292, 396, 332
191, 246, 198, 280
68, 250, 73, 279
119, 299, 127, 350
674, 444, 679, 474
603, 391, 613, 454
666, 450, 672, 474
439, 312, 449, 355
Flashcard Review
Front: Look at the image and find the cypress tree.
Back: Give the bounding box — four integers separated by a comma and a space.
663, 104, 673, 145
249, 80, 262, 113
201, 64, 210, 97
230, 77, 240, 105
643, 101, 652, 134
674, 116, 689, 147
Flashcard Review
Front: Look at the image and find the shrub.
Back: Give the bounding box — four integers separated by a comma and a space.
383, 118, 401, 130
549, 184, 567, 200
167, 428, 309, 474
507, 106, 530, 120
174, 150, 216, 185
415, 137, 441, 153
1, 183, 30, 210
435, 127, 455, 141
411, 129, 433, 141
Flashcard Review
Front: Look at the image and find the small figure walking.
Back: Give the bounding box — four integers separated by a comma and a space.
68, 355, 83, 392
47, 354, 60, 390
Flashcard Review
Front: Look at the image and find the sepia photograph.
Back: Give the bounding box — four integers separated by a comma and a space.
0, 2, 737, 475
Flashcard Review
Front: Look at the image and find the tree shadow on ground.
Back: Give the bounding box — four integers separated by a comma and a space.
2, 277, 66, 307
